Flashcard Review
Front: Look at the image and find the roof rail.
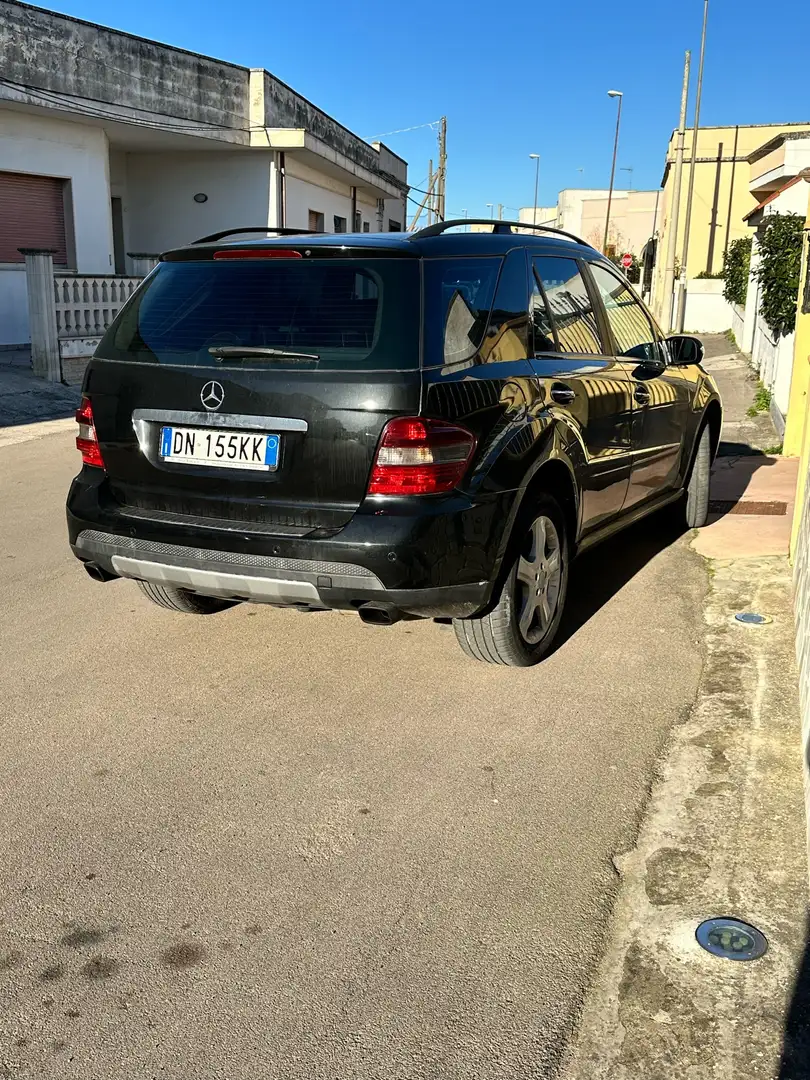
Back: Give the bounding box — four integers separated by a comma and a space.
193, 227, 316, 244
410, 218, 589, 246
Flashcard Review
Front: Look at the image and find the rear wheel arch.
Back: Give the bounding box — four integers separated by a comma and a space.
520, 457, 579, 549
703, 399, 722, 459
488, 453, 579, 605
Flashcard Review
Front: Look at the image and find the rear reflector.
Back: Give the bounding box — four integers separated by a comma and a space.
368, 417, 476, 496
75, 396, 104, 469
213, 248, 303, 260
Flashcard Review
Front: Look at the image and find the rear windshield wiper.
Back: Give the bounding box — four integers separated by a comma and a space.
208, 346, 320, 362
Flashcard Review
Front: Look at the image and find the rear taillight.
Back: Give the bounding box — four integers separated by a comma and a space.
75, 396, 104, 469
368, 417, 476, 496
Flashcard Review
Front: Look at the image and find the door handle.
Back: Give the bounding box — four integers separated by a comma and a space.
634, 386, 651, 405
550, 385, 576, 405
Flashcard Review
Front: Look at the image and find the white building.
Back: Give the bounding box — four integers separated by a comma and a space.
520, 189, 661, 256
0, 0, 408, 347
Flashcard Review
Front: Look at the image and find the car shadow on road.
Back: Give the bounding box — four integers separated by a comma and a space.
778, 909, 810, 1076
555, 508, 688, 651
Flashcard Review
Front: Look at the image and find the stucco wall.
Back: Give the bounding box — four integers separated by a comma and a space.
125, 150, 272, 254
682, 279, 735, 334
0, 269, 29, 346
1, 0, 248, 140
0, 109, 114, 344
285, 162, 353, 232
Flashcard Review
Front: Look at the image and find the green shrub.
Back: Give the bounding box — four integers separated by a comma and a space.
753, 214, 804, 338
723, 236, 752, 307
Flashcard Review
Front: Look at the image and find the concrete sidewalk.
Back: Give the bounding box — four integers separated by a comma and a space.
563, 336, 809, 1080
694, 344, 798, 560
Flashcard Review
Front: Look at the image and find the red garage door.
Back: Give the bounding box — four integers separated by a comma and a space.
0, 171, 68, 266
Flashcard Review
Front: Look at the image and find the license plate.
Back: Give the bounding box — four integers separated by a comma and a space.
159, 426, 280, 471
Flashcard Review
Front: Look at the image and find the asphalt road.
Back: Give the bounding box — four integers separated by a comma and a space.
0, 426, 706, 1080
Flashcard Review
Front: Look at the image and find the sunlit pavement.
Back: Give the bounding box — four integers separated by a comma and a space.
0, 427, 705, 1079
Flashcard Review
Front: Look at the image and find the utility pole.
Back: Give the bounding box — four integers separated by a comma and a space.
530, 154, 540, 225
677, 0, 709, 332
662, 50, 691, 329
427, 158, 434, 225
603, 90, 624, 253
409, 164, 438, 231
436, 116, 447, 222
497, 203, 503, 220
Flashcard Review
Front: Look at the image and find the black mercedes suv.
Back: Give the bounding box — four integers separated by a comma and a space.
67, 220, 721, 666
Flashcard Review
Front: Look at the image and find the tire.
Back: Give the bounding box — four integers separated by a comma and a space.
452, 494, 569, 667
136, 580, 239, 615
685, 424, 711, 528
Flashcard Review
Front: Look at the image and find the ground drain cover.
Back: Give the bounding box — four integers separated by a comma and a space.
696, 918, 768, 960
734, 612, 772, 625
709, 501, 787, 516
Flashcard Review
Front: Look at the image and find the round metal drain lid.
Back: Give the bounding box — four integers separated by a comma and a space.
696, 918, 768, 960
734, 612, 772, 626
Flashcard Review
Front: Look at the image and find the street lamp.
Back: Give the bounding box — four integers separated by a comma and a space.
603, 90, 624, 254
461, 208, 468, 232
486, 203, 494, 219
529, 153, 540, 225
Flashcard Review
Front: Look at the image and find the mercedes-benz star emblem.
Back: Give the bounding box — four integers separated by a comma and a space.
201, 380, 225, 411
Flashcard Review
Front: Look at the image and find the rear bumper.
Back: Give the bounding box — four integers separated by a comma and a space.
72, 529, 486, 616
67, 471, 513, 618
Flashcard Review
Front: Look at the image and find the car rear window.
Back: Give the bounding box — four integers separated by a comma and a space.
96, 258, 420, 371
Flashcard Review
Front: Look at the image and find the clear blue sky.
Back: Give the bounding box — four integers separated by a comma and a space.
46, 0, 810, 223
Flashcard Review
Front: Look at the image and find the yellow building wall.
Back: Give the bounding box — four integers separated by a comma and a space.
652, 123, 810, 322
787, 188, 810, 559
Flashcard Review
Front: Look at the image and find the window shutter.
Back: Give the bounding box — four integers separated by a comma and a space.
0, 171, 68, 265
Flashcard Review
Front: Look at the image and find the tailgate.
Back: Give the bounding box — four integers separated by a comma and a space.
87, 253, 421, 533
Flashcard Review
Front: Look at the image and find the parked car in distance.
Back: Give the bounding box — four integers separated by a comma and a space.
67, 219, 721, 666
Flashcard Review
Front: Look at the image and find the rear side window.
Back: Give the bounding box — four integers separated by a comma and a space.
423, 256, 501, 369
480, 249, 530, 363
533, 256, 603, 356
96, 258, 420, 371
588, 262, 660, 363
531, 273, 557, 354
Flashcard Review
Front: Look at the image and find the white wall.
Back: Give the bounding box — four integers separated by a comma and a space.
0, 268, 28, 346
285, 159, 402, 233
125, 150, 272, 254
0, 109, 114, 344
731, 302, 745, 346
683, 279, 735, 333
752, 318, 795, 428
285, 158, 353, 232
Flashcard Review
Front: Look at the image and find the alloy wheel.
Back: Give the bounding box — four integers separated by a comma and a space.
514, 515, 563, 645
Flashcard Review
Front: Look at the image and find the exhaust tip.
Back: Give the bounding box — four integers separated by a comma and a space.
358, 605, 402, 626
83, 562, 117, 583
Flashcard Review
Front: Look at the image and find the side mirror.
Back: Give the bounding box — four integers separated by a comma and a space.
667, 334, 704, 367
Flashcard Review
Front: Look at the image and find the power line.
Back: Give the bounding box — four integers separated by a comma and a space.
365, 120, 442, 141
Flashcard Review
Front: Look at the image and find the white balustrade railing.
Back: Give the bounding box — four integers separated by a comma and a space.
53, 273, 142, 338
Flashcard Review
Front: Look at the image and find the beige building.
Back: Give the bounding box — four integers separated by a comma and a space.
520, 189, 660, 257
651, 121, 810, 323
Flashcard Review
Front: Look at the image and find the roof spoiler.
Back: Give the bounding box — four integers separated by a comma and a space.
193, 227, 316, 244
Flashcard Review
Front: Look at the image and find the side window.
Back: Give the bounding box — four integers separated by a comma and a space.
531, 272, 557, 354
588, 263, 659, 364
533, 257, 603, 356
426, 257, 501, 369
480, 249, 530, 363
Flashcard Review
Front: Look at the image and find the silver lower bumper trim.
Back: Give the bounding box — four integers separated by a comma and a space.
111, 556, 322, 605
